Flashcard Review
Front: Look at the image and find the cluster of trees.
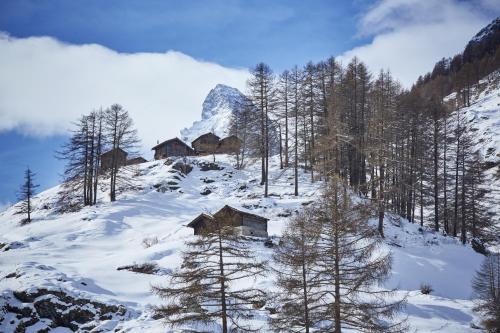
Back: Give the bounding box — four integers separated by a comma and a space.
232, 55, 497, 243
153, 177, 407, 333
417, 18, 500, 106
56, 104, 139, 212
472, 252, 500, 332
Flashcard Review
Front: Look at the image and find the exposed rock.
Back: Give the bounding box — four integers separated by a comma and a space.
264, 239, 274, 248
172, 160, 193, 175
3, 288, 128, 332
199, 162, 223, 171
200, 188, 212, 196
471, 238, 488, 255
277, 210, 292, 218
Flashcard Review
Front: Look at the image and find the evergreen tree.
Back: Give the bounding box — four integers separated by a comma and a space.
16, 167, 39, 224
152, 210, 267, 332
271, 177, 406, 332
270, 209, 320, 333
310, 177, 407, 332
247, 63, 275, 197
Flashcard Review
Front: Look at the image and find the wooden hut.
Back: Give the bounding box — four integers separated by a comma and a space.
216, 135, 242, 154
187, 205, 268, 238
126, 157, 147, 166
152, 138, 195, 160
100, 148, 128, 171
191, 133, 220, 155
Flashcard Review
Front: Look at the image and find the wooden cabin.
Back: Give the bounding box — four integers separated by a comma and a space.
191, 133, 220, 155
100, 148, 128, 171
187, 205, 268, 238
126, 157, 147, 166
216, 135, 242, 154
152, 137, 195, 160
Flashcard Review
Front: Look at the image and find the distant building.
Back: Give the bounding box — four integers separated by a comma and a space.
191, 133, 221, 155
217, 135, 242, 154
126, 157, 147, 166
187, 205, 268, 238
152, 137, 195, 160
100, 148, 128, 171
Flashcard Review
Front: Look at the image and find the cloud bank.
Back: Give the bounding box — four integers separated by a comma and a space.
0, 34, 249, 155
339, 0, 499, 87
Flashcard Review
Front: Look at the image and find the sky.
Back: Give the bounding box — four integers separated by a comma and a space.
0, 0, 499, 207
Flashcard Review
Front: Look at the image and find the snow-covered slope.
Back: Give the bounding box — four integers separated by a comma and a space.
0, 154, 489, 332
455, 71, 500, 164
180, 84, 246, 143
445, 70, 500, 231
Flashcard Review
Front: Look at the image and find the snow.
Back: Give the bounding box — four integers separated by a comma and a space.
2, 73, 500, 332
0, 153, 490, 332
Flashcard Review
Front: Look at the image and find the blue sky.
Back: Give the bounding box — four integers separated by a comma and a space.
0, 0, 498, 206
0, 0, 369, 70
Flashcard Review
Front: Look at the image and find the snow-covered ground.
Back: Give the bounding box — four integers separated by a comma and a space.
0, 153, 489, 332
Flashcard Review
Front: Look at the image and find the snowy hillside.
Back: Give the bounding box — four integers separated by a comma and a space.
180, 84, 246, 143
0, 154, 489, 332
445, 70, 500, 227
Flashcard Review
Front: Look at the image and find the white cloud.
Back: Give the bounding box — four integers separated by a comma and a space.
339, 0, 499, 87
0, 34, 249, 156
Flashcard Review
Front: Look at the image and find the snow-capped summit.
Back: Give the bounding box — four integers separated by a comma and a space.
463, 16, 500, 63
470, 16, 500, 43
181, 84, 247, 143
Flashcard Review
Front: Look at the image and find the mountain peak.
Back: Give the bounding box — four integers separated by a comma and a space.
181, 84, 246, 143
201, 84, 245, 120
463, 16, 500, 63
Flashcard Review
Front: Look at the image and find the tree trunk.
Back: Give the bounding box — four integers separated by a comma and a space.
218, 228, 228, 333
433, 110, 439, 232
379, 164, 385, 237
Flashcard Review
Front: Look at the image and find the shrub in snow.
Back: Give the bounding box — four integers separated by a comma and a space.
142, 236, 159, 248
471, 238, 488, 255
420, 283, 433, 295
117, 262, 160, 275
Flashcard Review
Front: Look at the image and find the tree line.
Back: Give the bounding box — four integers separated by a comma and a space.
56, 104, 139, 212
232, 56, 498, 244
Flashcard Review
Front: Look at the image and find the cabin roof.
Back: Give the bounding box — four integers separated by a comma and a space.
217, 205, 269, 221
128, 156, 147, 162
219, 135, 242, 143
192, 132, 221, 145
187, 205, 268, 229
186, 212, 214, 228
101, 147, 128, 157
152, 137, 192, 151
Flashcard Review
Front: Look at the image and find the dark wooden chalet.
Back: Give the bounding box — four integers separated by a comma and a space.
126, 157, 147, 166
216, 135, 242, 154
100, 148, 128, 171
187, 205, 268, 238
191, 132, 220, 155
152, 137, 195, 160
